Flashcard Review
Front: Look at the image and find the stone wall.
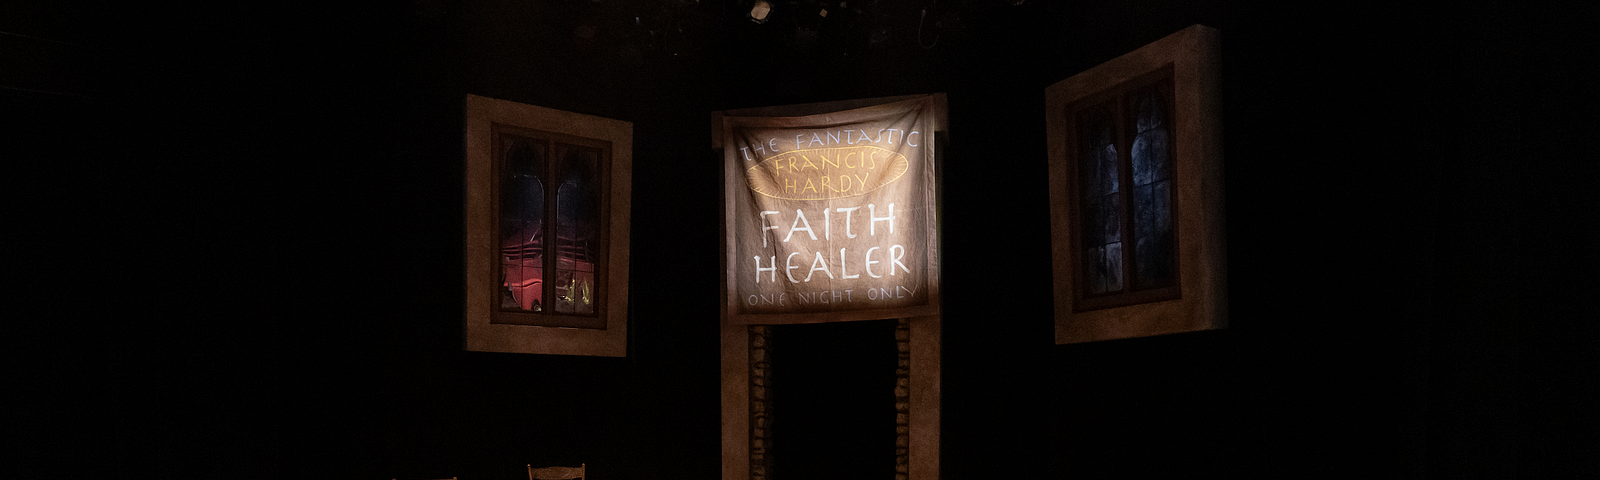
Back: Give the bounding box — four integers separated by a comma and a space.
749, 325, 773, 480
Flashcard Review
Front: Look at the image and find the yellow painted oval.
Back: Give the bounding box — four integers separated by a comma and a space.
745, 145, 910, 200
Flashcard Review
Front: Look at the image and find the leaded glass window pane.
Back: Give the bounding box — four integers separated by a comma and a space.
1079, 110, 1123, 295
500, 137, 546, 312
1130, 91, 1176, 290
553, 144, 601, 316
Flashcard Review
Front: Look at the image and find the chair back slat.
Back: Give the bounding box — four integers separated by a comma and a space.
528, 463, 585, 480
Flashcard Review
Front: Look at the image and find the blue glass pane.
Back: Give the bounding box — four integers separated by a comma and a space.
1081, 144, 1102, 198
1084, 241, 1127, 295
1100, 143, 1120, 194
1080, 193, 1122, 249
1132, 91, 1170, 187
1103, 242, 1123, 292
1078, 109, 1123, 295
1099, 194, 1121, 245
1151, 179, 1172, 233
1136, 93, 1165, 133
1135, 184, 1155, 239
1129, 90, 1177, 291
1132, 127, 1170, 186
1080, 121, 1118, 198
1133, 179, 1175, 289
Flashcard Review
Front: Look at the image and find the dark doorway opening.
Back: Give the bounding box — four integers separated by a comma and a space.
768, 319, 899, 480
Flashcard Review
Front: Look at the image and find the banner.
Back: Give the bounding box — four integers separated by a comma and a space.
722, 96, 940, 322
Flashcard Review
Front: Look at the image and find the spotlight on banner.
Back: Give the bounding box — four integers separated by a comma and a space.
749, 0, 772, 24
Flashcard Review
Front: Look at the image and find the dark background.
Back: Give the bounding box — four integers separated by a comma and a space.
5, 0, 1596, 479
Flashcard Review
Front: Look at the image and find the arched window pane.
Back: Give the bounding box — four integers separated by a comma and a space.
554, 144, 601, 316
1078, 109, 1122, 295
500, 138, 545, 312
1131, 91, 1175, 289
1132, 94, 1171, 186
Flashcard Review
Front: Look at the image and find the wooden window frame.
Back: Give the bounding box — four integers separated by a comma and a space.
1066, 65, 1181, 312
1046, 25, 1227, 344
464, 94, 631, 357
490, 126, 611, 329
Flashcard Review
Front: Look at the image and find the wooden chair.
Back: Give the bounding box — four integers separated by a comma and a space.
528, 463, 585, 480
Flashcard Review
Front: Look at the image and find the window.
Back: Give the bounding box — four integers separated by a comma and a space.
1069, 66, 1179, 312
1046, 25, 1227, 344
465, 95, 631, 356
494, 128, 606, 328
